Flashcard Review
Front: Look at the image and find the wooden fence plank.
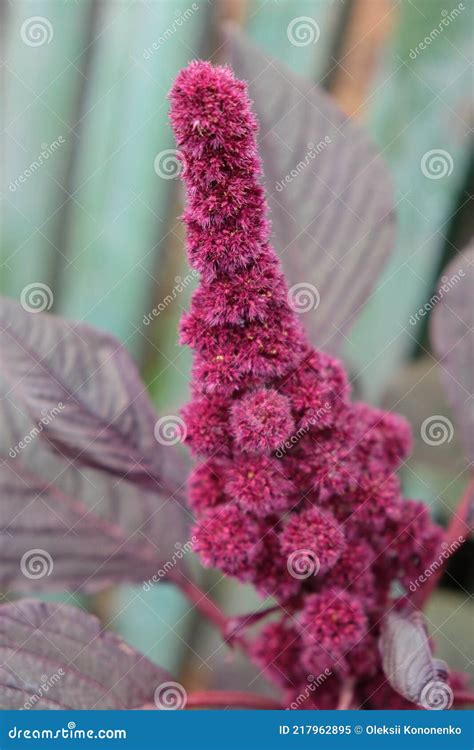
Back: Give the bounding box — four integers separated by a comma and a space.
329, 0, 395, 118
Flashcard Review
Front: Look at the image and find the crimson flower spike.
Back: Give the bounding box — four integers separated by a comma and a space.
169, 61, 446, 709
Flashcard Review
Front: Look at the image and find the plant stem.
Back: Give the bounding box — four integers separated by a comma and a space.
186, 690, 283, 709
174, 572, 277, 652
453, 690, 474, 706
224, 605, 280, 640
174, 572, 229, 635
415, 475, 473, 607
336, 677, 355, 710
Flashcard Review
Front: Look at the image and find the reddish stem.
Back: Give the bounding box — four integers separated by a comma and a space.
224, 605, 280, 640
336, 677, 356, 710
186, 690, 283, 710
174, 572, 277, 652
415, 475, 473, 607
174, 572, 229, 635
453, 690, 474, 706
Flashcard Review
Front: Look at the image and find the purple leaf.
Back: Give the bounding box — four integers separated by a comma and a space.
0, 296, 186, 493
379, 608, 452, 709
430, 247, 474, 462
0, 599, 172, 709
222, 26, 396, 354
0, 301, 193, 591
0, 460, 168, 592
0, 397, 192, 592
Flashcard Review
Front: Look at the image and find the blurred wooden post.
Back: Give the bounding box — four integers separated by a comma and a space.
328, 0, 397, 119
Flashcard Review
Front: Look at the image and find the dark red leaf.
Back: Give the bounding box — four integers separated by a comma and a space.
0, 299, 192, 591
379, 608, 452, 709
430, 247, 474, 463
0, 460, 170, 592
0, 297, 187, 492
0, 600, 172, 709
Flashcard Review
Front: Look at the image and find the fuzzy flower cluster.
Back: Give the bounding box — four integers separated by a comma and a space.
169, 61, 443, 709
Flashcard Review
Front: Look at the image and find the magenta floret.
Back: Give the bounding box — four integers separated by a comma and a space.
299, 589, 368, 672
279, 507, 346, 575
192, 505, 261, 578
230, 388, 295, 454
225, 455, 294, 516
